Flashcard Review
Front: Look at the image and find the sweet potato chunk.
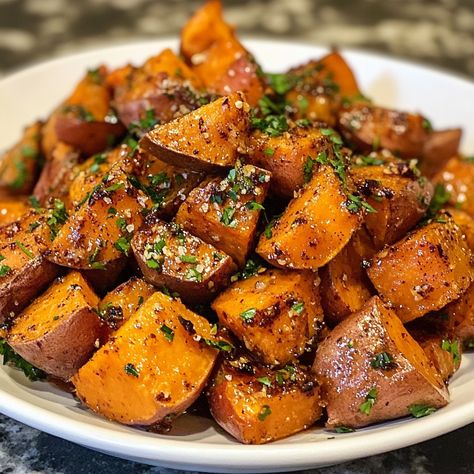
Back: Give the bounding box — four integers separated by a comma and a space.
0, 198, 30, 227
446, 207, 474, 251
256, 165, 361, 269
99, 277, 155, 331
212, 269, 323, 365
8, 272, 101, 380
140, 92, 250, 171
445, 282, 474, 349
72, 291, 220, 425
112, 49, 206, 128
421, 128, 462, 177
248, 126, 333, 199
0, 121, 42, 194
433, 157, 474, 217
338, 104, 429, 158
208, 358, 322, 444
350, 160, 434, 246
175, 163, 271, 266
180, 0, 264, 106
55, 66, 125, 156
132, 220, 236, 304
320, 228, 375, 326
313, 296, 449, 429
0, 211, 60, 322
367, 214, 473, 322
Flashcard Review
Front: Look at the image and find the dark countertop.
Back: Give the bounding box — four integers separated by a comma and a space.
1, 0, 473, 473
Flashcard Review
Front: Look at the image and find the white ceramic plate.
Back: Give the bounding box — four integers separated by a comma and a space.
0, 39, 473, 473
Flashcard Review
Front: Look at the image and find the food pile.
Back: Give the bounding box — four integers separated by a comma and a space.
0, 0, 473, 444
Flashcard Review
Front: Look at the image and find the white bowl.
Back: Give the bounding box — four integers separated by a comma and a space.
0, 39, 473, 473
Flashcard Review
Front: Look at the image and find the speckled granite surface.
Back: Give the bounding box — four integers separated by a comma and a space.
0, 0, 473, 473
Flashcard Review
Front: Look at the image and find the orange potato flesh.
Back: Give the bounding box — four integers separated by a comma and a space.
0, 198, 30, 227
433, 157, 474, 217
0, 121, 42, 195
256, 165, 361, 269
99, 277, 155, 331
349, 162, 434, 247
132, 219, 236, 304
8, 271, 101, 380
367, 215, 473, 322
208, 359, 322, 444
175, 164, 271, 267
313, 296, 449, 429
247, 127, 333, 199
72, 291, 220, 425
140, 92, 250, 172
180, 0, 264, 106
212, 269, 323, 365
446, 282, 474, 349
446, 207, 474, 251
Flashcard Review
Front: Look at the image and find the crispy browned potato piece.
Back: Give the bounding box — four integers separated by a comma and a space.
47, 152, 150, 269
72, 291, 221, 425
212, 269, 323, 365
140, 92, 250, 172
112, 49, 206, 128
446, 282, 474, 349
0, 197, 30, 227
99, 277, 155, 331
55, 66, 125, 156
248, 126, 332, 199
0, 121, 42, 194
0, 211, 60, 322
80, 258, 127, 295
8, 272, 101, 380
407, 313, 462, 382
313, 296, 449, 429
33, 143, 80, 207
132, 219, 236, 304
175, 163, 271, 266
433, 156, 474, 217
447, 207, 474, 251
180, 0, 264, 106
320, 228, 375, 326
256, 165, 361, 269
208, 357, 322, 444
338, 104, 430, 158
367, 214, 473, 322
421, 128, 462, 177
349, 160, 434, 246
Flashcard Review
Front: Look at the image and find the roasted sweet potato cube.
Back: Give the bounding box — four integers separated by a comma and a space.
8, 271, 101, 380
256, 165, 361, 269
313, 296, 449, 429
421, 128, 462, 177
0, 211, 60, 322
140, 92, 250, 172
99, 277, 155, 331
132, 220, 236, 304
367, 214, 473, 322
0, 197, 30, 227
0, 121, 42, 194
248, 126, 333, 199
349, 160, 434, 246
212, 269, 323, 365
208, 358, 322, 444
446, 207, 474, 251
175, 163, 270, 266
433, 157, 474, 217
180, 0, 264, 106
112, 49, 206, 128
55, 66, 125, 156
446, 282, 474, 349
320, 228, 375, 326
338, 104, 430, 158
72, 291, 221, 425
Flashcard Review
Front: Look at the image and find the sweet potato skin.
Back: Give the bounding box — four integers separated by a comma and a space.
421, 128, 462, 178
175, 164, 271, 266
367, 215, 473, 322
132, 219, 237, 304
208, 359, 322, 444
72, 291, 220, 425
7, 272, 101, 380
313, 296, 449, 429
256, 165, 361, 269
447, 207, 474, 251
446, 282, 474, 349
212, 269, 324, 365
140, 92, 250, 172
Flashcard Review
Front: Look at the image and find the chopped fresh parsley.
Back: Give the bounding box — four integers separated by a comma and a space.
245, 201, 265, 211
257, 376, 272, 387
184, 267, 203, 282
0, 339, 45, 381
426, 184, 451, 218
359, 388, 378, 415
28, 195, 41, 211
422, 118, 433, 131
21, 145, 38, 158
408, 404, 436, 418
15, 241, 34, 259
258, 405, 272, 421
180, 255, 197, 264
303, 156, 316, 183
266, 73, 297, 95
370, 352, 394, 370
441, 339, 461, 365
124, 363, 139, 377
345, 194, 377, 214
251, 115, 288, 137
160, 324, 174, 342
335, 426, 355, 433
240, 308, 257, 323
114, 236, 131, 255
47, 199, 69, 240
264, 148, 275, 156
202, 338, 234, 352
220, 206, 237, 227
291, 301, 305, 314
0, 254, 11, 277
10, 159, 27, 190
89, 153, 107, 173
353, 155, 385, 167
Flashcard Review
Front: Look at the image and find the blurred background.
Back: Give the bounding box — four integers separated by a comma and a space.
0, 0, 473, 77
